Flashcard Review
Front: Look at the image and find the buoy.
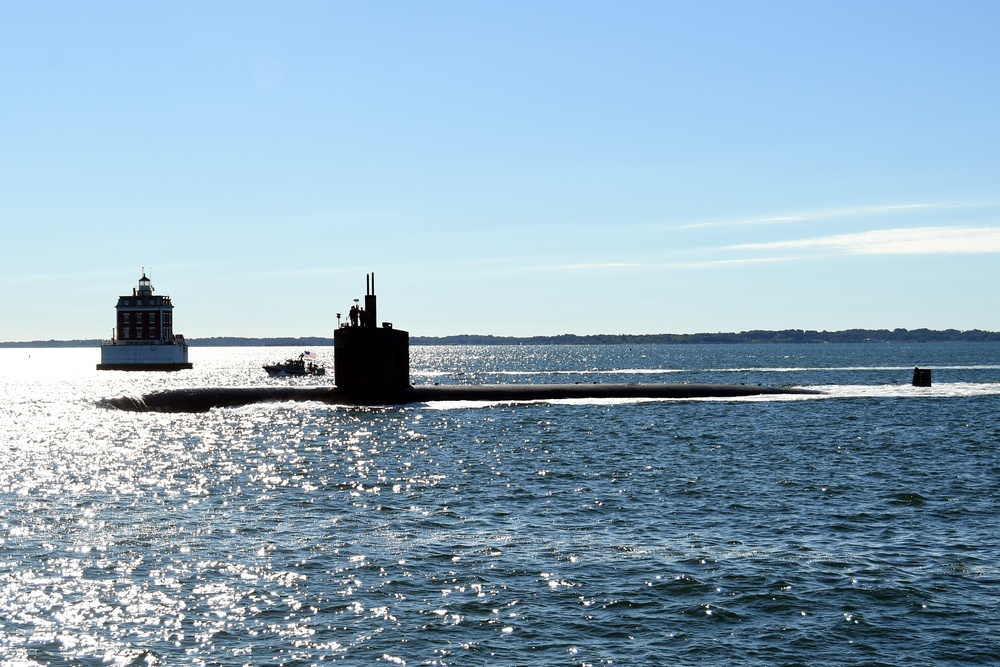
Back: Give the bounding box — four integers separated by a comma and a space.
912, 367, 932, 387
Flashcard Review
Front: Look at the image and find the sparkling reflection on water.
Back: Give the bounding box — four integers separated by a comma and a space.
1, 345, 999, 665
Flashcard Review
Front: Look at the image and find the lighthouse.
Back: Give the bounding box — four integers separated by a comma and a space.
96, 272, 193, 371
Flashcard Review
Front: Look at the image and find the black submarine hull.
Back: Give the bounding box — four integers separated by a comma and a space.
101, 383, 820, 413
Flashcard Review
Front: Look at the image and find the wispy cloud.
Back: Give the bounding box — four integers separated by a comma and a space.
683, 202, 974, 229
491, 262, 642, 274
730, 226, 1000, 255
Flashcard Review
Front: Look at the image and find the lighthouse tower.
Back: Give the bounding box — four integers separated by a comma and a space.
97, 272, 193, 371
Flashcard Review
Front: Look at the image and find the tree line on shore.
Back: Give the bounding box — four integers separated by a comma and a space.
410, 328, 1000, 345
4, 328, 1000, 347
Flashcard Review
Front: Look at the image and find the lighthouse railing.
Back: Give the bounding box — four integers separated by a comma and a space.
101, 337, 182, 346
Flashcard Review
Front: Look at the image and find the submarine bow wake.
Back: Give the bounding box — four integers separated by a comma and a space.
101, 386, 338, 413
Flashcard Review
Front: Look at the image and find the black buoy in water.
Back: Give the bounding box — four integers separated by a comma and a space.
912, 367, 932, 387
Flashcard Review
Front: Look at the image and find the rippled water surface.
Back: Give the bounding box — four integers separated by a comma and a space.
2, 343, 999, 665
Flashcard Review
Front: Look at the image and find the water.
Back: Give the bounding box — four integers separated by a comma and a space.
1, 343, 998, 666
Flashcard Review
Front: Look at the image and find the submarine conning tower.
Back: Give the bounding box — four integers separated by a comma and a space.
334, 273, 410, 396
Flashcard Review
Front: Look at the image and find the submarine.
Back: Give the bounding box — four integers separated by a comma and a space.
101, 273, 820, 413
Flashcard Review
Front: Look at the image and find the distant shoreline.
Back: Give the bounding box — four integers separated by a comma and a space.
3, 329, 1000, 348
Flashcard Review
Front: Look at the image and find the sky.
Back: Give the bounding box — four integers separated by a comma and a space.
2, 1, 1000, 341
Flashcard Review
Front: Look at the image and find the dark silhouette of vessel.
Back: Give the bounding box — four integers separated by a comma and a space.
263, 352, 326, 377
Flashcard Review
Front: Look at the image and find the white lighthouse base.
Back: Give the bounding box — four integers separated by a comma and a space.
97, 342, 192, 371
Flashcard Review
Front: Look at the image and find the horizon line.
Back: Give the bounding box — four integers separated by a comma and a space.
3, 327, 1000, 347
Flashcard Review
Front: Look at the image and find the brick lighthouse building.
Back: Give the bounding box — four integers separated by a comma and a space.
96, 272, 192, 370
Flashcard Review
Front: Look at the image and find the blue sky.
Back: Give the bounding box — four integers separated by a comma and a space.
2, 1, 999, 341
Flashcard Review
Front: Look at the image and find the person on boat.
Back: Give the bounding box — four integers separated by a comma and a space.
349, 305, 359, 327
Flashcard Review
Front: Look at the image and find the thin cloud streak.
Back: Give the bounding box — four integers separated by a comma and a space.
426, 224, 1000, 279
731, 226, 1000, 255
684, 202, 948, 229
488, 258, 801, 275
495, 262, 642, 274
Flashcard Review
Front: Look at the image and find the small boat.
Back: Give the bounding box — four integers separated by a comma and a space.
263, 352, 326, 377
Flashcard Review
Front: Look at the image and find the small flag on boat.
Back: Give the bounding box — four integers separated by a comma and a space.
303, 351, 317, 359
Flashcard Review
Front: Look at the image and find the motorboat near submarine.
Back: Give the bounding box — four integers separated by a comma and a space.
263, 351, 326, 377
101, 273, 820, 412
